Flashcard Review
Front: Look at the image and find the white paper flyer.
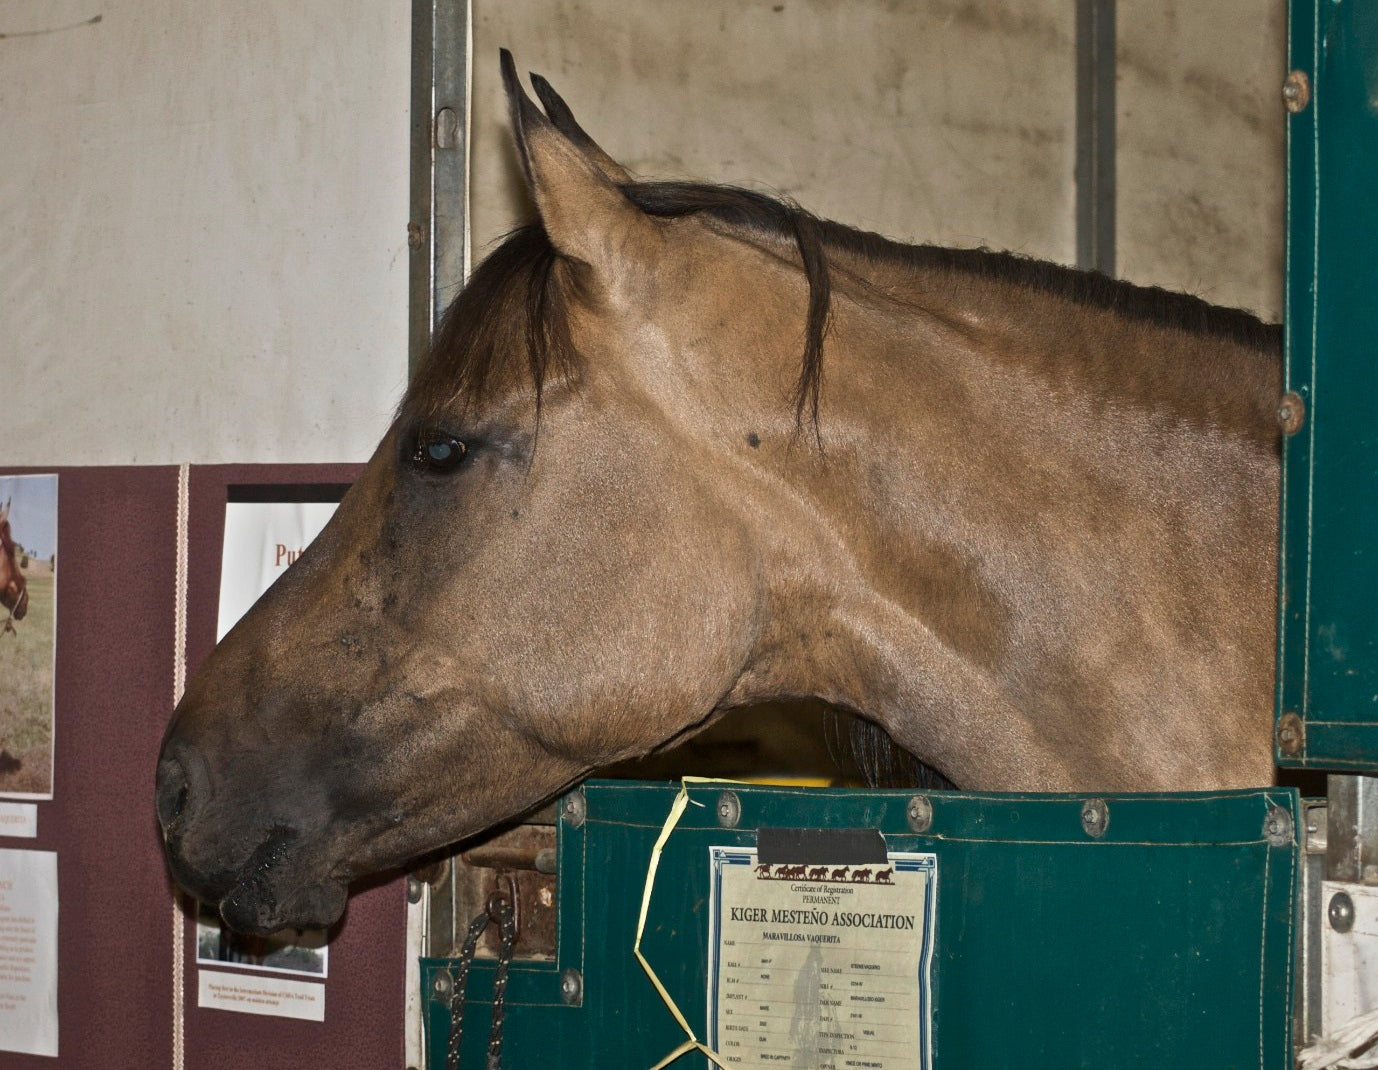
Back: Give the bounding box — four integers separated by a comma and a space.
0, 848, 58, 1057
216, 500, 339, 641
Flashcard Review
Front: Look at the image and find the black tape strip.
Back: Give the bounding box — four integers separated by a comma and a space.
227, 483, 351, 504
756, 827, 888, 865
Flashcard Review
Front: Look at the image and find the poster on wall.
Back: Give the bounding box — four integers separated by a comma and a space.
0, 848, 59, 1057
216, 497, 340, 642
0, 475, 58, 802
199, 492, 340, 1017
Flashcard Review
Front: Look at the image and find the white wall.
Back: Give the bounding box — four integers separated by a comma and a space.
472, 0, 1077, 268
1118, 4, 1285, 319
1, 1, 1283, 466
1, 0, 411, 465
471, 0, 1283, 321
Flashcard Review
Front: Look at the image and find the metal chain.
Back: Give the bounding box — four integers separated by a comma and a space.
446, 891, 520, 1070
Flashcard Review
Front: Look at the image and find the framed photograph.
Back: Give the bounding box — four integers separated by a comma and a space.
195, 902, 329, 978
0, 474, 58, 801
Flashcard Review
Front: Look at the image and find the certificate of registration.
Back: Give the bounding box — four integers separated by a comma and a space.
707, 847, 936, 1070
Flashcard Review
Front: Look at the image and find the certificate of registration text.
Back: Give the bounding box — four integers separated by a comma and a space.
707, 848, 936, 1070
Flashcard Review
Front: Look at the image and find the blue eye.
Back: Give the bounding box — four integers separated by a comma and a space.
412, 431, 468, 472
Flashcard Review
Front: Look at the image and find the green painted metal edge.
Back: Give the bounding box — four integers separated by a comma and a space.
1277, 0, 1378, 768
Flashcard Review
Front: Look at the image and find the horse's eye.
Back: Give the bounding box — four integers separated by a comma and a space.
412, 432, 468, 472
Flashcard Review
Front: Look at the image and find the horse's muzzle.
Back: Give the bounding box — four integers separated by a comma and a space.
2, 582, 26, 621
156, 743, 348, 934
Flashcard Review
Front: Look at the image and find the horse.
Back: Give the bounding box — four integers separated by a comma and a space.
0, 499, 29, 633
157, 52, 1281, 935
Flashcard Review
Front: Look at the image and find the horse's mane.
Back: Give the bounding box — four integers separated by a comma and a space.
404, 180, 1283, 432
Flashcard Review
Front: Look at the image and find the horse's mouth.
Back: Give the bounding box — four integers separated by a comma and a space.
164, 822, 347, 936
219, 871, 348, 936
208, 827, 347, 935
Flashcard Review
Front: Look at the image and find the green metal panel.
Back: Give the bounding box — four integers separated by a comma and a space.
424, 780, 1298, 1069
1278, 0, 1378, 769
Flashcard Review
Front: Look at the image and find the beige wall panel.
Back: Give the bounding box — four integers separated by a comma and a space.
471, 0, 1076, 269
1116, 3, 1286, 321
1, 0, 410, 465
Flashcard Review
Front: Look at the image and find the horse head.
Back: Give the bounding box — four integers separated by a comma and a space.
157, 57, 807, 934
158, 54, 1280, 935
0, 501, 28, 622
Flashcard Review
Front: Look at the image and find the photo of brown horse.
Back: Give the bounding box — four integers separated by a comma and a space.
0, 474, 58, 798
0, 498, 29, 633
157, 54, 1280, 935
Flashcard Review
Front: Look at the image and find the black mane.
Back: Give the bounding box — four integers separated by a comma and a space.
404, 179, 1282, 430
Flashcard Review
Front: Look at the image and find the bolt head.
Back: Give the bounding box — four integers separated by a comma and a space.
1264, 806, 1294, 847
1283, 70, 1312, 113
1276, 712, 1305, 756
1081, 799, 1109, 839
560, 968, 583, 1006
1329, 891, 1356, 933
906, 795, 933, 833
716, 791, 741, 828
1278, 391, 1306, 435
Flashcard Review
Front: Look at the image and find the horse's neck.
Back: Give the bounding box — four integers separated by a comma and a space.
735, 261, 1280, 792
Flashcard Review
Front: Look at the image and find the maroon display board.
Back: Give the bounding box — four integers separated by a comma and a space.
0, 466, 407, 1070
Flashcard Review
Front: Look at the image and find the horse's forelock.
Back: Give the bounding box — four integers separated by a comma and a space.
400, 224, 580, 430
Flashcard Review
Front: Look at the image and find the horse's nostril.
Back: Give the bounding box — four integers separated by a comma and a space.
156, 750, 204, 833
156, 758, 188, 831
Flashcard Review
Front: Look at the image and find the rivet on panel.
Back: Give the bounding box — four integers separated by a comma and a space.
1276, 712, 1305, 757
1329, 891, 1355, 933
1264, 806, 1294, 848
906, 795, 933, 834
1278, 391, 1306, 435
560, 967, 584, 1006
1081, 798, 1109, 839
1283, 70, 1311, 113
561, 789, 586, 829
717, 790, 741, 829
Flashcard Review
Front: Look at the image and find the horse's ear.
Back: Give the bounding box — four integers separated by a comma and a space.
500, 50, 650, 275
528, 72, 633, 185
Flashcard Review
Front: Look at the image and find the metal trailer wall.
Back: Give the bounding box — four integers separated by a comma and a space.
471, 0, 1284, 319
3, 1, 1282, 469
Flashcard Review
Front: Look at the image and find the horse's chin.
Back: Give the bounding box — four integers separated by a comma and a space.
219, 873, 347, 936
203, 825, 350, 935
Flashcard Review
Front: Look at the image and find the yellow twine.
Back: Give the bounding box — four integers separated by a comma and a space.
634, 777, 745, 1070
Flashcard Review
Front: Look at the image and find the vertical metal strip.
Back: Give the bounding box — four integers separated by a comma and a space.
408, 0, 471, 380
171, 462, 190, 1070
406, 8, 470, 1065
407, 1, 436, 382
1075, 0, 1117, 275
